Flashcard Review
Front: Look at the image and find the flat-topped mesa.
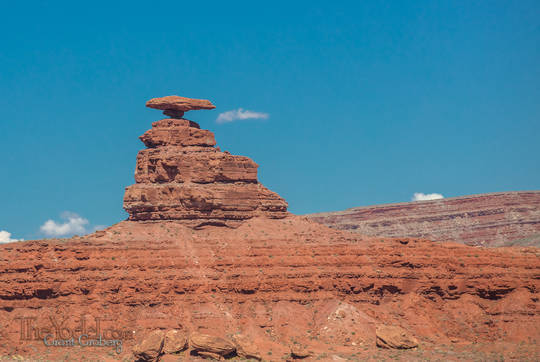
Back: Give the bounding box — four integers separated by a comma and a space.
123, 95, 288, 227
146, 95, 216, 119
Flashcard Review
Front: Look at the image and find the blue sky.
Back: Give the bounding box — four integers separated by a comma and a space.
1, 1, 539, 240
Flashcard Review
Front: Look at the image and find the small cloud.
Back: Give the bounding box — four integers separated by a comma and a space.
216, 108, 269, 124
40, 212, 89, 237
412, 192, 444, 202
0, 230, 24, 244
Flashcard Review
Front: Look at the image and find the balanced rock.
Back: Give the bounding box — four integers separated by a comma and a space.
123, 95, 288, 227
146, 95, 216, 119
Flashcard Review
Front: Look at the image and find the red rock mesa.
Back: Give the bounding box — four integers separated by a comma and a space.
307, 191, 540, 247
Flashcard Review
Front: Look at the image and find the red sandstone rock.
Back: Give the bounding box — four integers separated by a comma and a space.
313, 300, 376, 346
189, 332, 236, 357
133, 329, 165, 361
233, 334, 262, 360
133, 147, 258, 184
146, 95, 215, 119
0, 216, 538, 360
159, 355, 182, 362
124, 182, 288, 225
290, 345, 311, 358
376, 325, 418, 349
139, 119, 216, 148
162, 329, 188, 354
123, 97, 288, 227
307, 191, 540, 247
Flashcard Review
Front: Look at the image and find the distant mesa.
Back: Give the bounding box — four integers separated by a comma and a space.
123, 95, 288, 228
146, 95, 216, 119
307, 191, 540, 247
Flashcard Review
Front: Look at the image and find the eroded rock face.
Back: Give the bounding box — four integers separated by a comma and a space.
133, 329, 165, 361
0, 217, 538, 360
233, 334, 262, 360
162, 329, 188, 354
189, 332, 236, 357
139, 119, 216, 148
307, 191, 540, 247
123, 97, 288, 227
376, 325, 418, 349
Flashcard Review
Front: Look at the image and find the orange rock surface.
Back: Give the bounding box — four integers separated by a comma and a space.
146, 95, 216, 112
0, 97, 538, 361
146, 95, 216, 119
123, 98, 288, 227
0, 217, 538, 360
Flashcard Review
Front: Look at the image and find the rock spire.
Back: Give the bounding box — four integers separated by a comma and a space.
123, 95, 288, 227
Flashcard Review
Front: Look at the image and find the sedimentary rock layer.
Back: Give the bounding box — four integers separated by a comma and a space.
146, 95, 216, 119
146, 95, 216, 112
307, 191, 540, 247
124, 182, 287, 223
0, 217, 538, 359
123, 117, 288, 226
139, 119, 216, 148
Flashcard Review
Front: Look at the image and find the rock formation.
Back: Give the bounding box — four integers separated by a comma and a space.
189, 332, 236, 359
146, 95, 216, 119
376, 325, 419, 349
0, 219, 538, 360
307, 191, 540, 247
133, 330, 165, 361
162, 329, 188, 355
123, 95, 288, 227
0, 96, 538, 361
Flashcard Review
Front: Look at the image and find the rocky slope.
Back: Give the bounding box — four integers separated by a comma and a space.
0, 96, 538, 361
0, 218, 538, 360
307, 191, 540, 247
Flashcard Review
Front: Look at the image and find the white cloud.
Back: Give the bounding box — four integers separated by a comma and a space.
412, 192, 444, 201
40, 212, 89, 237
0, 230, 24, 244
216, 108, 269, 124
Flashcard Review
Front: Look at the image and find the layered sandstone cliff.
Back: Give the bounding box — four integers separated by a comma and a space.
123, 96, 288, 227
0, 97, 538, 360
0, 218, 538, 360
307, 191, 540, 247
